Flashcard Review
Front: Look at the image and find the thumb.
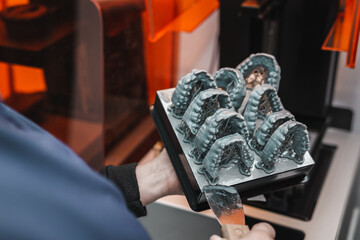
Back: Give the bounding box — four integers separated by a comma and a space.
209, 235, 224, 240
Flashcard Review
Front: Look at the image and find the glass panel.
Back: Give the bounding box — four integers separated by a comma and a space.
0, 0, 104, 169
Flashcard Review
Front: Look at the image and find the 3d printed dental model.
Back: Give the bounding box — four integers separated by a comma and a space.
243, 84, 284, 135
214, 68, 246, 111
198, 133, 254, 185
190, 108, 249, 164
237, 53, 281, 90
177, 89, 232, 143
164, 53, 310, 185
169, 70, 216, 119
152, 54, 315, 208
248, 110, 295, 155
256, 121, 310, 173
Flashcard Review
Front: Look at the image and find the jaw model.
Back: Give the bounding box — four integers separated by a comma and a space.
169, 69, 216, 119
190, 108, 249, 164
198, 133, 254, 185
243, 84, 284, 135
176, 89, 232, 144
236, 53, 281, 90
248, 110, 295, 155
214, 68, 246, 112
256, 121, 310, 173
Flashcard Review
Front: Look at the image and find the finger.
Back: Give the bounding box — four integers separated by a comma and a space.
241, 223, 275, 240
251, 223, 275, 238
209, 235, 224, 240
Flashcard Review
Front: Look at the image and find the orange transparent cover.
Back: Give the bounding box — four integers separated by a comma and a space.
143, 0, 219, 42
322, 0, 360, 68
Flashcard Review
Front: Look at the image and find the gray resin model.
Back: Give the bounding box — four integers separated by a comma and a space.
198, 133, 254, 185
244, 84, 284, 135
190, 108, 249, 164
169, 69, 216, 119
177, 89, 232, 144
248, 110, 295, 154
163, 53, 311, 185
214, 68, 246, 111
256, 121, 310, 173
236, 53, 281, 90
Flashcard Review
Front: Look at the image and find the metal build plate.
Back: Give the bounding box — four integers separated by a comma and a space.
152, 88, 315, 211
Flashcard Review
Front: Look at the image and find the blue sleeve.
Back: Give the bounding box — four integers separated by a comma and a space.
0, 103, 150, 240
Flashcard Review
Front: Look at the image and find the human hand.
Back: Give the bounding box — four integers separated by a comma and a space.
136, 149, 183, 206
209, 223, 275, 240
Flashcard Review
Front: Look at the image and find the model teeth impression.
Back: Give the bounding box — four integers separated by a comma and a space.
190, 108, 249, 164
214, 68, 246, 112
256, 121, 310, 173
170, 53, 310, 185
198, 133, 254, 185
236, 53, 281, 90
176, 89, 232, 144
244, 84, 284, 135
169, 70, 216, 119
248, 110, 295, 155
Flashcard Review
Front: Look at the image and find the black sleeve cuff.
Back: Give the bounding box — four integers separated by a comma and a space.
100, 163, 147, 217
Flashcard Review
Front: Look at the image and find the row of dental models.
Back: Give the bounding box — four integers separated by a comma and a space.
168, 53, 310, 185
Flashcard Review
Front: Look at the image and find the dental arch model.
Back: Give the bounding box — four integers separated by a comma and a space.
177, 89, 233, 143
169, 53, 310, 185
256, 121, 310, 173
169, 70, 216, 119
198, 133, 254, 185
248, 110, 295, 155
236, 53, 281, 90
244, 84, 284, 135
214, 68, 246, 111
190, 108, 249, 164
